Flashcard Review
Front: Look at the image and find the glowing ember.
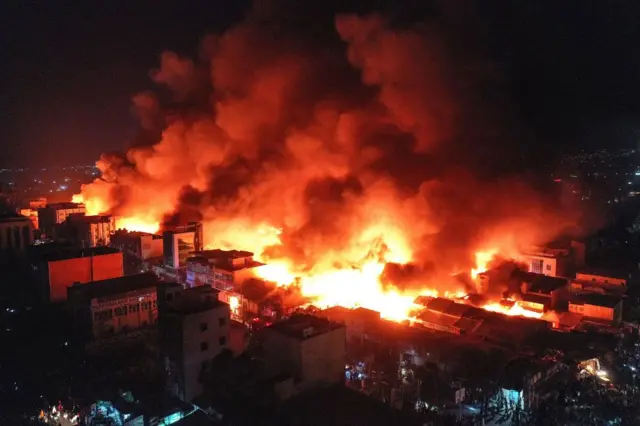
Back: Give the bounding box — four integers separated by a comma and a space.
482, 300, 543, 319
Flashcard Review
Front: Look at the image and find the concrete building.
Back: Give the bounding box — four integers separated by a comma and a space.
38, 202, 85, 238
159, 284, 231, 401
111, 230, 163, 261
517, 271, 569, 311
29, 244, 124, 303
67, 272, 161, 343
258, 314, 346, 389
63, 213, 116, 247
0, 213, 34, 255
186, 249, 263, 289
574, 267, 629, 288
520, 239, 585, 278
568, 293, 623, 326
163, 222, 203, 270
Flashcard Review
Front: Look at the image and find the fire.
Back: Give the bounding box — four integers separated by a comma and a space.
482, 300, 543, 319
470, 250, 497, 279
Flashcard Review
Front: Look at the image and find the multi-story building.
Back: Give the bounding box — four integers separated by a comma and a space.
258, 314, 346, 389
63, 213, 116, 247
38, 202, 86, 238
67, 272, 161, 343
111, 230, 163, 261
28, 244, 124, 303
0, 213, 34, 255
159, 284, 230, 401
520, 239, 585, 278
163, 222, 203, 270
186, 249, 275, 322
568, 293, 623, 326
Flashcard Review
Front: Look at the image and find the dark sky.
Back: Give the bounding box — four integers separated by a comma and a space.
1, 0, 639, 168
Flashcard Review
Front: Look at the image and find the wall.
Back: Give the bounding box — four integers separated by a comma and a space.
0, 219, 33, 252
141, 235, 163, 260
178, 304, 230, 400
300, 327, 346, 386
522, 254, 558, 276
569, 303, 613, 321
91, 289, 157, 339
48, 252, 124, 302
575, 273, 626, 287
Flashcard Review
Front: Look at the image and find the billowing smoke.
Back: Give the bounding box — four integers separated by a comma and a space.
75, 1, 584, 296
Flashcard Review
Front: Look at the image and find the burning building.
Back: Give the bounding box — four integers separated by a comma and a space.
163, 222, 203, 270
111, 229, 163, 261
61, 213, 117, 247
71, 2, 585, 324
38, 202, 86, 239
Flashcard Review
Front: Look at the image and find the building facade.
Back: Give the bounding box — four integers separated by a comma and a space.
259, 315, 346, 388
0, 213, 34, 255
163, 222, 203, 270
64, 214, 117, 247
160, 284, 231, 401
29, 245, 124, 303
38, 202, 85, 238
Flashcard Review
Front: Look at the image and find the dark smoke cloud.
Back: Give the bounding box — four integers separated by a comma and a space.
77, 0, 587, 287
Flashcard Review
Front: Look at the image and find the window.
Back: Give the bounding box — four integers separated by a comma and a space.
200, 322, 208, 332
201, 342, 209, 352
114, 306, 127, 316
219, 336, 227, 346
129, 304, 140, 313
531, 259, 543, 274
152, 300, 157, 309
546, 264, 551, 271
218, 317, 226, 327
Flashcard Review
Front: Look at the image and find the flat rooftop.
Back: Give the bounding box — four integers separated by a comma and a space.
166, 287, 226, 315
42, 202, 84, 209
67, 272, 160, 301
571, 293, 621, 308
28, 244, 120, 262
197, 249, 254, 259
68, 213, 112, 223
577, 267, 629, 280
267, 314, 343, 340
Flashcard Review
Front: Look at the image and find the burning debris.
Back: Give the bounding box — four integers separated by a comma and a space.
72, 1, 584, 322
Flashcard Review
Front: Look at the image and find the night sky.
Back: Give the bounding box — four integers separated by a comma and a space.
2, 0, 639, 168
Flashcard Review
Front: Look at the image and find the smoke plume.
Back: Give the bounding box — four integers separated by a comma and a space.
75, 1, 584, 295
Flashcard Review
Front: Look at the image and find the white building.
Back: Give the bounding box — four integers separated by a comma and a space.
160, 284, 230, 401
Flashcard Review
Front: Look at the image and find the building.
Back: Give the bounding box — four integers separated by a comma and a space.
63, 213, 116, 247
163, 222, 203, 270
520, 239, 585, 277
517, 271, 569, 311
29, 244, 124, 303
111, 230, 163, 261
67, 272, 161, 343
574, 267, 629, 288
186, 249, 263, 289
38, 202, 85, 238
568, 293, 623, 326
0, 213, 34, 255
159, 284, 231, 401
257, 314, 346, 389
19, 208, 39, 230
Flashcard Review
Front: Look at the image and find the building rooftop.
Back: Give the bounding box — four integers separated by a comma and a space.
112, 229, 160, 238
28, 244, 120, 262
198, 249, 254, 259
516, 271, 568, 294
0, 212, 31, 222
42, 202, 84, 209
68, 213, 112, 224
267, 314, 343, 340
521, 292, 552, 307
67, 272, 160, 302
165, 286, 227, 315
576, 267, 629, 281
571, 293, 621, 308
